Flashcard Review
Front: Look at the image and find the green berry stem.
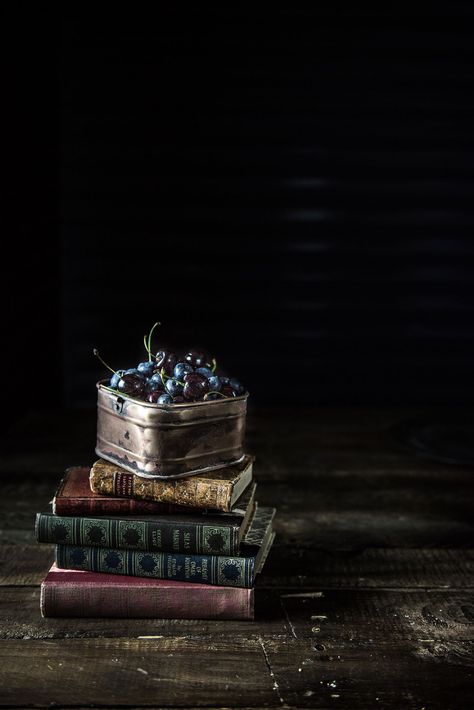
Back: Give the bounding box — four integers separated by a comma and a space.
211, 358, 217, 373
204, 390, 227, 400
159, 367, 184, 387
93, 349, 117, 375
146, 322, 161, 362
159, 368, 169, 386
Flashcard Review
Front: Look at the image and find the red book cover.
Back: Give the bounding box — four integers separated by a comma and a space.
52, 467, 212, 516
40, 564, 254, 620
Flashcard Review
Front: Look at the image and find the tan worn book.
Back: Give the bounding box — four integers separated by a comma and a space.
89, 455, 254, 512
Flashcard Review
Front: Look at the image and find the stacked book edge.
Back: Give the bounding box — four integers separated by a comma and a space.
36, 456, 276, 620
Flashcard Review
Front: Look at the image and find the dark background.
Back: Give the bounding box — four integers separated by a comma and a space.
4, 6, 474, 426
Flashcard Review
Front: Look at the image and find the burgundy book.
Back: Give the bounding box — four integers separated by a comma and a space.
52, 466, 254, 517
40, 564, 254, 620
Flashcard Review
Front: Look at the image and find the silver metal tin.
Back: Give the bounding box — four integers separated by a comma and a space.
95, 381, 248, 479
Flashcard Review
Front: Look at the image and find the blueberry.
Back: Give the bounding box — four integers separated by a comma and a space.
205, 392, 220, 401
157, 393, 172, 404
109, 369, 125, 388
174, 362, 193, 380
196, 367, 214, 379
146, 378, 164, 393
165, 378, 184, 397
125, 368, 140, 376
229, 378, 244, 395
207, 375, 221, 391
137, 361, 155, 377
149, 373, 164, 385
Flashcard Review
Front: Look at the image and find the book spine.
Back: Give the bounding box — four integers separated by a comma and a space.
55, 544, 255, 588
36, 513, 239, 555
89, 466, 233, 511
40, 575, 254, 620
53, 497, 204, 516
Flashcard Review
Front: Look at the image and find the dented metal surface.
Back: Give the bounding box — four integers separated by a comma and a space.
95, 381, 248, 479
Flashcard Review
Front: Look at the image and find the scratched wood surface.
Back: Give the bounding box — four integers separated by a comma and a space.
0, 406, 473, 708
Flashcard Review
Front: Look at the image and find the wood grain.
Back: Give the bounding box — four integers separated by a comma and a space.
2, 544, 474, 589
0, 588, 472, 643
0, 637, 274, 707
0, 637, 472, 708
0, 406, 473, 708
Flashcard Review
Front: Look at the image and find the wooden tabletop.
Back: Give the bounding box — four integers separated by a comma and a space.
0, 406, 473, 709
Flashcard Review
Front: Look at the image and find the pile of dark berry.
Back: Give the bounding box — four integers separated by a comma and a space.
94, 322, 245, 405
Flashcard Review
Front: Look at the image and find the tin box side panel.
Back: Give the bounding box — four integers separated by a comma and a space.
96, 385, 247, 479
96, 389, 167, 475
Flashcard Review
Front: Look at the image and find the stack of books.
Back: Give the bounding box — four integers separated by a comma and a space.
35, 455, 275, 620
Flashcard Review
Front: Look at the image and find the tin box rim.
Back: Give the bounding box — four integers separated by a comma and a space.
96, 379, 249, 407
93, 449, 247, 480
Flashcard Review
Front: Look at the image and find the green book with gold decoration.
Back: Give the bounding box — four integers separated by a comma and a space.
35, 483, 256, 557
52, 507, 276, 588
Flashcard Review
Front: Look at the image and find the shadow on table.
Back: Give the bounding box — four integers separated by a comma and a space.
393, 414, 474, 467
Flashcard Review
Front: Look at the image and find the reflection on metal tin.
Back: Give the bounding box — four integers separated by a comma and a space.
95, 381, 248, 480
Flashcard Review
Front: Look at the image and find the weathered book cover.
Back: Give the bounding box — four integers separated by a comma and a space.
40, 564, 254, 619
53, 466, 256, 518
89, 454, 254, 512
55, 506, 276, 588
36, 501, 255, 555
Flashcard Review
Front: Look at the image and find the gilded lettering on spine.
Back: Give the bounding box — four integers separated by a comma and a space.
56, 545, 254, 587
90, 459, 235, 510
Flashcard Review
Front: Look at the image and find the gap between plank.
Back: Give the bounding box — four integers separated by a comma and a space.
258, 636, 286, 706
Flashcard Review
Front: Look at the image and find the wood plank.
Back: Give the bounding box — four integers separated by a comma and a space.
1, 452, 473, 550
0, 407, 472, 709
0, 545, 54, 585
262, 637, 474, 709
279, 589, 474, 642
0, 587, 472, 643
0, 587, 285, 640
0, 481, 55, 545
0, 450, 466, 483
3, 477, 473, 548
1, 545, 473, 589
0, 636, 472, 708
261, 547, 474, 589
0, 637, 275, 707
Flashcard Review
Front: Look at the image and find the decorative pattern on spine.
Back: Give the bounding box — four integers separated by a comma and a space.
36, 512, 238, 555
89, 456, 252, 511
52, 466, 210, 516
55, 544, 255, 588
